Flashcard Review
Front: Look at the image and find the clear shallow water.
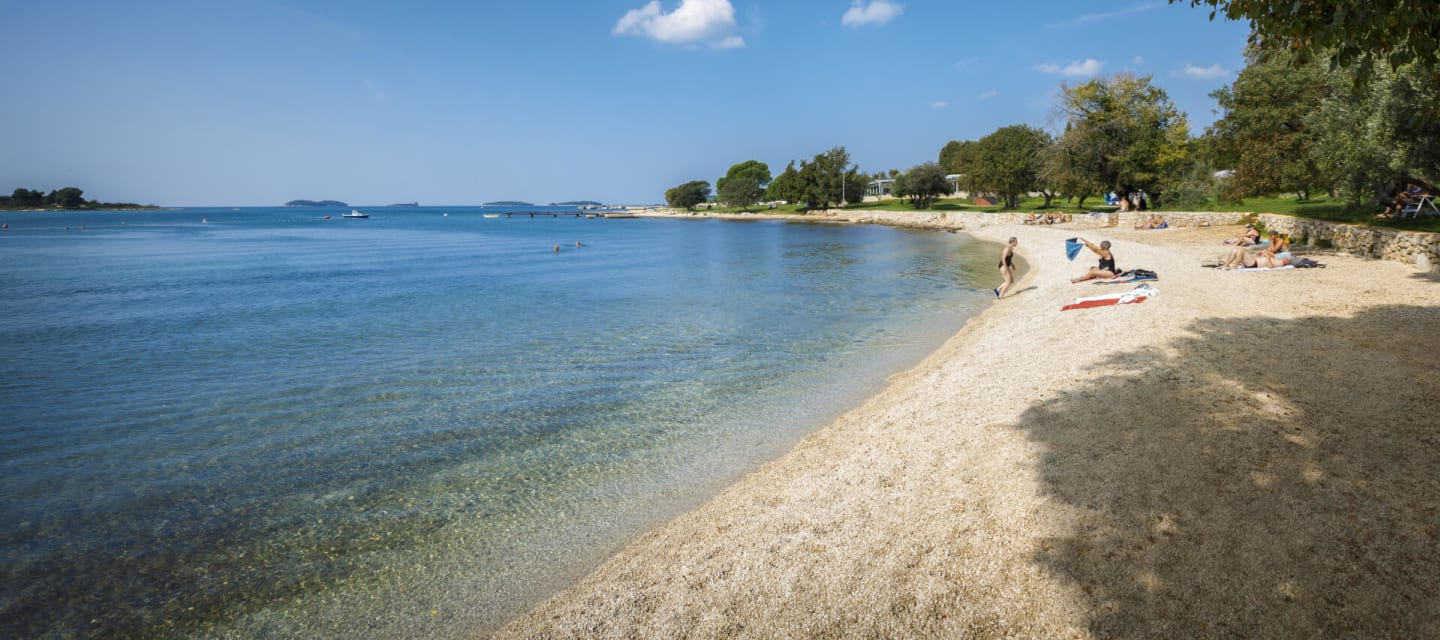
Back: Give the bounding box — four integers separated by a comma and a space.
0, 207, 997, 638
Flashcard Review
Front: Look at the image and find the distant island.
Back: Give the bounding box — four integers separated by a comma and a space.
386, 202, 419, 207
553, 200, 603, 206
285, 199, 348, 207
485, 201, 534, 207
2, 186, 158, 211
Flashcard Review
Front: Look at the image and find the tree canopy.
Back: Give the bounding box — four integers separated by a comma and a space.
938, 140, 983, 197
716, 160, 771, 210
1206, 45, 1329, 200
1053, 72, 1190, 203
891, 162, 951, 209
762, 147, 865, 210
972, 125, 1050, 209
1, 186, 149, 210
1305, 61, 1440, 203
665, 180, 711, 210
1175, 0, 1440, 87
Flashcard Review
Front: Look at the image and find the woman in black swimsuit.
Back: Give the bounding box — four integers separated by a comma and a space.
1071, 237, 1118, 283
994, 237, 1017, 299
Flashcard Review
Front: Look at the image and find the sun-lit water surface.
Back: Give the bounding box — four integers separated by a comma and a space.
0, 206, 998, 638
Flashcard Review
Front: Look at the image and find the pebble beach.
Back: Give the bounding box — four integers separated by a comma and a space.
496, 220, 1440, 638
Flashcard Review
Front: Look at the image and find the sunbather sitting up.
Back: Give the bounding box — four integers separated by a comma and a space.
1224, 223, 1261, 245
1070, 238, 1118, 283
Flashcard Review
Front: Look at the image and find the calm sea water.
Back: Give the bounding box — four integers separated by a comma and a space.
0, 206, 997, 638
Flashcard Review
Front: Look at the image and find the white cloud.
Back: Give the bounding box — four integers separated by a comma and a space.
1182, 63, 1231, 79
930, 101, 948, 109
1034, 58, 1104, 77
978, 90, 998, 100
842, 1, 903, 27
1133, 55, 1144, 65
614, 0, 743, 49
1049, 2, 1161, 27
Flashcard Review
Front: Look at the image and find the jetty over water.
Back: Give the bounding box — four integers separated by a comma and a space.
502, 211, 635, 218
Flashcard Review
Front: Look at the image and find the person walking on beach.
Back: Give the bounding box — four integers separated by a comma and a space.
995, 237, 1017, 299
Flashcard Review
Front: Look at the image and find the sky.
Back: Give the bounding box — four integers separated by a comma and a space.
0, 1, 1251, 206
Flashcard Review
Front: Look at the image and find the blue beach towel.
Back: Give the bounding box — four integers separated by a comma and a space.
1065, 238, 1084, 261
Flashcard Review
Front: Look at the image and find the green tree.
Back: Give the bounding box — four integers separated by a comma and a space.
1175, 0, 1440, 88
664, 180, 711, 210
789, 146, 863, 209
10, 188, 44, 208
1306, 62, 1440, 204
716, 160, 771, 210
766, 161, 802, 204
53, 187, 86, 209
972, 125, 1051, 209
1054, 72, 1190, 204
1039, 128, 1107, 208
894, 162, 950, 209
938, 139, 982, 197
1207, 46, 1329, 200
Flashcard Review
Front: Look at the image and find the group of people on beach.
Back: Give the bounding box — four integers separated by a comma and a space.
993, 235, 1119, 299
1135, 214, 1167, 229
1220, 229, 1292, 269
991, 217, 1314, 299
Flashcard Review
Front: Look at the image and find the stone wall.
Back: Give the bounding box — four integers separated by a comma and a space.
845, 209, 1440, 271
1258, 214, 1440, 270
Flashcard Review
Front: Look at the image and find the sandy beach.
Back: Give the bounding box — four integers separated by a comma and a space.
496, 221, 1440, 638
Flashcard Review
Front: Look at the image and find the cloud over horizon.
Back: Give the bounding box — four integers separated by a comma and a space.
842, 1, 903, 27
614, 0, 743, 49
1034, 58, 1104, 77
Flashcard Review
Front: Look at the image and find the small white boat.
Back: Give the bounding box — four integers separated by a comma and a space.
342, 209, 369, 219
482, 213, 501, 218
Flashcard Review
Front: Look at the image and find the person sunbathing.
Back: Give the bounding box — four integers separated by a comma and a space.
1222, 231, 1294, 269
1224, 224, 1261, 245
1070, 238, 1118, 283
1221, 245, 1258, 270
1259, 230, 1290, 259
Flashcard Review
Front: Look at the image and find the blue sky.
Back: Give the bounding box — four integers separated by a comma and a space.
0, 1, 1250, 206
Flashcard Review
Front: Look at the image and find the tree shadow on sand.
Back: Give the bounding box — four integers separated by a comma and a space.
1016, 304, 1440, 637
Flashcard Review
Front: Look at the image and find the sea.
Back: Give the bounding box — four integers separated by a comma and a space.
0, 205, 999, 638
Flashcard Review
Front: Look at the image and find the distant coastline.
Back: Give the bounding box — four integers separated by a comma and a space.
3, 186, 158, 211
285, 199, 348, 207
484, 201, 534, 207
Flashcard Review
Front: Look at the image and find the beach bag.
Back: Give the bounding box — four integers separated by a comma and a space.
1293, 258, 1324, 268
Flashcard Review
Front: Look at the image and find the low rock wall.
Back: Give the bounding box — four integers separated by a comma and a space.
846, 209, 1440, 271
1257, 214, 1440, 270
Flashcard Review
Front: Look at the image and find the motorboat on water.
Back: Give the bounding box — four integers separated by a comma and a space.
482, 213, 501, 218
342, 209, 370, 218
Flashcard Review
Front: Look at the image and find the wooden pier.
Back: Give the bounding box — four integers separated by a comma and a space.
502, 211, 634, 218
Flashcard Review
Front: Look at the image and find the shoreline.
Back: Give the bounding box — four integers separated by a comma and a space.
496, 222, 1440, 637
